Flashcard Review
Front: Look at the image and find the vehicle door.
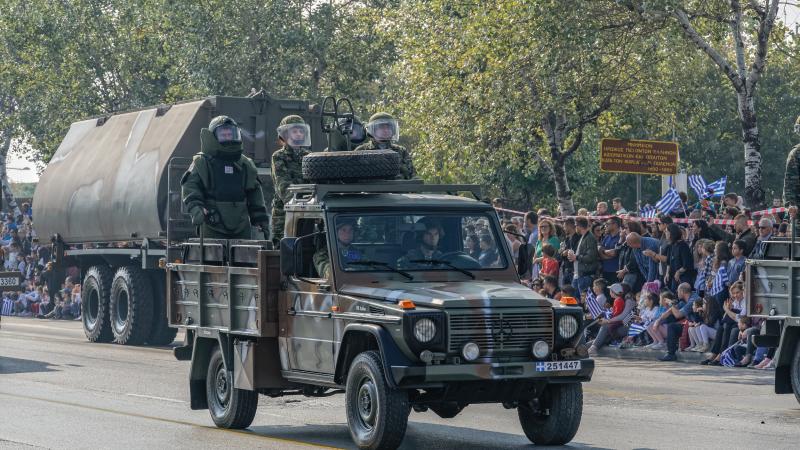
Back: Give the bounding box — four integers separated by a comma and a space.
285, 218, 336, 374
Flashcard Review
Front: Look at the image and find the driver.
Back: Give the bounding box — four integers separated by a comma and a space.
397, 219, 444, 268
313, 218, 362, 279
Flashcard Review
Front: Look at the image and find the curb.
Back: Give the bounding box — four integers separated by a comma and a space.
597, 346, 710, 363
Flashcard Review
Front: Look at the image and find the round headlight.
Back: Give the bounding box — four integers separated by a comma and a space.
559, 315, 579, 339
414, 318, 437, 343
462, 342, 480, 361
532, 340, 550, 359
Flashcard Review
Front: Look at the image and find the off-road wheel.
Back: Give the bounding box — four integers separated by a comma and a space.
518, 383, 583, 446
82, 266, 114, 343
345, 351, 409, 450
146, 271, 177, 346
302, 150, 401, 182
206, 346, 258, 429
109, 266, 154, 345
792, 343, 800, 405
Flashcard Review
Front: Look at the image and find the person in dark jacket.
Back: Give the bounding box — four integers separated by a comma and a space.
568, 217, 599, 296
664, 223, 695, 292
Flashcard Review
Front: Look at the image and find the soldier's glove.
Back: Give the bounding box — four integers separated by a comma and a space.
190, 208, 206, 226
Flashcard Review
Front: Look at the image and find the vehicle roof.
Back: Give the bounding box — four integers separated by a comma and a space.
323, 193, 494, 212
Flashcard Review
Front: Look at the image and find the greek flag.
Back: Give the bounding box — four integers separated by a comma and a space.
720, 343, 738, 367
640, 205, 657, 219
586, 291, 604, 319
627, 322, 647, 336
656, 188, 682, 213
1, 298, 13, 316
706, 176, 727, 197
709, 264, 729, 296
688, 174, 707, 199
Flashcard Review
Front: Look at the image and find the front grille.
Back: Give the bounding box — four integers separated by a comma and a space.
448, 309, 553, 356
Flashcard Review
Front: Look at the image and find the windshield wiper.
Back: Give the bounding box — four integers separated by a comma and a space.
409, 259, 476, 279
346, 259, 414, 280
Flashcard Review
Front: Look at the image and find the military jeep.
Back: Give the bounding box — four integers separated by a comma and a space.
169, 178, 594, 449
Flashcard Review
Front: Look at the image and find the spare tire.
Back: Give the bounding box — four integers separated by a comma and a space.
302, 150, 400, 182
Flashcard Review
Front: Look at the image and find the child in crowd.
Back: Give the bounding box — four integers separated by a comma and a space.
686, 299, 705, 352
537, 244, 559, 278
646, 291, 675, 350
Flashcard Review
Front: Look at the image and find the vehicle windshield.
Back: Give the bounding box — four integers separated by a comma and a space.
332, 213, 508, 272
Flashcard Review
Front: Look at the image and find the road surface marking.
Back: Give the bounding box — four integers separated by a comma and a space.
126, 393, 186, 403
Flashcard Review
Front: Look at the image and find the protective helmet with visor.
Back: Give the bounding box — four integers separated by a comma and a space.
365, 112, 399, 143
209, 116, 242, 146
277, 115, 311, 148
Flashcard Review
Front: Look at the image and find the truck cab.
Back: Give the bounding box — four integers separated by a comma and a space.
169, 179, 593, 449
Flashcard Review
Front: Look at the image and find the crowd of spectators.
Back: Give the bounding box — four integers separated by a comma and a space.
495, 193, 785, 369
0, 204, 80, 321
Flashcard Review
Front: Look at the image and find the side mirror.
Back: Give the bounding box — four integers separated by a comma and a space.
280, 237, 298, 276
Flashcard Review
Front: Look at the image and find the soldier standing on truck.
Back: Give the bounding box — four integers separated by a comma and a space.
354, 112, 416, 179
271, 115, 312, 242
181, 116, 269, 239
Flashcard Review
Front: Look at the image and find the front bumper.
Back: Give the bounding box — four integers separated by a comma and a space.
391, 358, 594, 386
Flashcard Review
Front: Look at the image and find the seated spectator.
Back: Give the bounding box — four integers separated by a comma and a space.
685, 299, 706, 352
622, 291, 659, 348
658, 283, 698, 361
728, 239, 747, 283
588, 283, 635, 356
535, 243, 559, 278
645, 290, 675, 350
703, 281, 746, 365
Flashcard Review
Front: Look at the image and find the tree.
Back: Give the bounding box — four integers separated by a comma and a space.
623, 0, 781, 208
390, 0, 658, 214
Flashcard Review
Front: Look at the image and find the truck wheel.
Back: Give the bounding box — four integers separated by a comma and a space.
792, 343, 800, 405
206, 346, 258, 429
146, 271, 177, 346
518, 383, 583, 446
82, 266, 113, 343
302, 150, 401, 182
109, 266, 154, 345
345, 350, 408, 450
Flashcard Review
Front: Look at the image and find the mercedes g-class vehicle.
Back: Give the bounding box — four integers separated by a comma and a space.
168, 161, 594, 449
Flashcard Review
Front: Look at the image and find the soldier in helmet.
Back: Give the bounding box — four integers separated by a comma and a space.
354, 112, 416, 179
784, 115, 800, 219
271, 115, 312, 241
181, 115, 269, 239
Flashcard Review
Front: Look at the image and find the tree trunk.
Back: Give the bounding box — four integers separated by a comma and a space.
0, 131, 22, 219
737, 91, 764, 208
552, 156, 574, 216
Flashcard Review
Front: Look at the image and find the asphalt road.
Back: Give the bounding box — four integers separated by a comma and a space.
1, 317, 799, 449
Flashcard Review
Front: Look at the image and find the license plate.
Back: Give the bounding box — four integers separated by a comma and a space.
535, 360, 582, 372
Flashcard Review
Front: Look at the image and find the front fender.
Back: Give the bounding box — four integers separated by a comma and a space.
334, 323, 414, 389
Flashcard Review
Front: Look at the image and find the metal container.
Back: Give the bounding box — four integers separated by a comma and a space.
33, 94, 323, 243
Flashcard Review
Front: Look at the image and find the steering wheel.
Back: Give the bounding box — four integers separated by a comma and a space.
439, 251, 481, 269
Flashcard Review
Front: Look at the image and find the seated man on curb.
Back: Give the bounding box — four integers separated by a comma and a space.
657, 283, 697, 362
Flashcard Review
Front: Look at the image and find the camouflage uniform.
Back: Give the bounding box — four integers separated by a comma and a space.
354, 112, 416, 180
783, 117, 800, 207
181, 116, 268, 239
271, 115, 310, 240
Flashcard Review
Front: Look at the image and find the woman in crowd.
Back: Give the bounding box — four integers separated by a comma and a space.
694, 239, 715, 296
707, 240, 733, 304
503, 224, 523, 262
664, 223, 695, 292
693, 295, 722, 353
478, 234, 500, 267
534, 219, 560, 259
690, 219, 715, 249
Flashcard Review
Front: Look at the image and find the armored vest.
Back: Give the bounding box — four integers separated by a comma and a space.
206, 156, 246, 202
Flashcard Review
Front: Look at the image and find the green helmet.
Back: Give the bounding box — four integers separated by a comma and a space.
328, 115, 366, 151
278, 115, 311, 148
208, 115, 242, 146
365, 112, 399, 143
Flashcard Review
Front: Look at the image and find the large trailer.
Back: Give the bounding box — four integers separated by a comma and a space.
33, 93, 324, 345
746, 238, 800, 404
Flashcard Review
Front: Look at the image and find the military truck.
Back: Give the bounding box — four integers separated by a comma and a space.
32, 92, 325, 346
168, 167, 594, 449
746, 237, 800, 404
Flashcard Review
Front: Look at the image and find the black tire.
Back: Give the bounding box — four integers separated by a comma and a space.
302, 150, 401, 182
109, 266, 154, 345
82, 266, 114, 343
345, 350, 409, 450
792, 343, 800, 405
146, 271, 177, 346
206, 346, 258, 429
518, 383, 583, 446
